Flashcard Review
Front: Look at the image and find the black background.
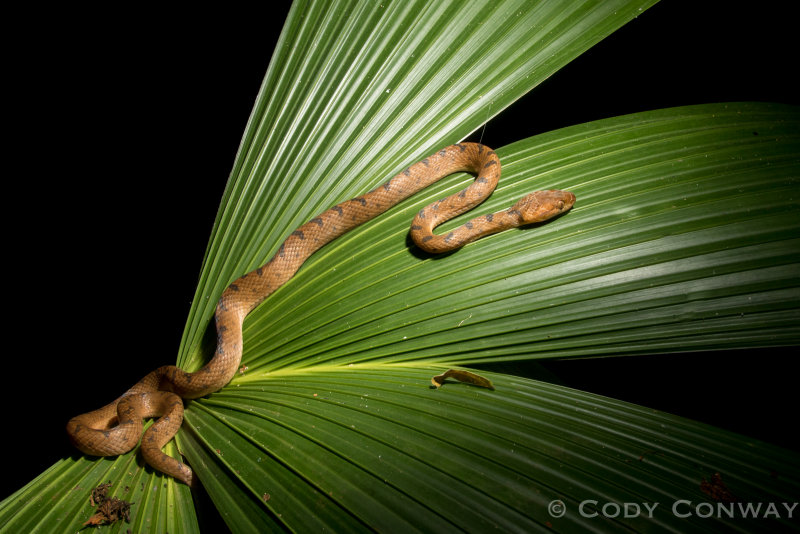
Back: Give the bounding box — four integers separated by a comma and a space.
4, 0, 798, 521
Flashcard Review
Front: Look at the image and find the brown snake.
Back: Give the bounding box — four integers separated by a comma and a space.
66, 143, 575, 487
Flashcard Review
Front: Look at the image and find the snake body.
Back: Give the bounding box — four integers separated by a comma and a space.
66, 143, 575, 486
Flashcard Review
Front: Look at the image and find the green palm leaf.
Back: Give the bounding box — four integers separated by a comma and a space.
178, 0, 662, 370
3, 1, 799, 533
232, 104, 798, 372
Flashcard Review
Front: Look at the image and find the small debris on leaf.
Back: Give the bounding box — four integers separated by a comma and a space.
700, 472, 737, 503
82, 482, 132, 527
431, 369, 495, 390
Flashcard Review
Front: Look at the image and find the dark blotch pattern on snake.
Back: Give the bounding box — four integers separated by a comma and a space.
66, 143, 576, 486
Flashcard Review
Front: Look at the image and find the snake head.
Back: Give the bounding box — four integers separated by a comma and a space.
513, 190, 576, 225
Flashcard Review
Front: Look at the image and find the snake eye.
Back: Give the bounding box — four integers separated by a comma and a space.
557, 200, 564, 210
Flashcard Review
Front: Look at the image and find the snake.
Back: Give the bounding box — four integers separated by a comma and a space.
66, 143, 575, 487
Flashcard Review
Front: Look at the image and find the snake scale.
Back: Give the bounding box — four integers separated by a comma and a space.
66, 143, 575, 486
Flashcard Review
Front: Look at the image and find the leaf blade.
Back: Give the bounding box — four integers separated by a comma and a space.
178, 0, 660, 370
231, 103, 800, 370
0, 438, 199, 533
188, 365, 800, 532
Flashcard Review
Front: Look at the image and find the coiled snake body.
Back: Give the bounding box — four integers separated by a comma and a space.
67, 143, 575, 486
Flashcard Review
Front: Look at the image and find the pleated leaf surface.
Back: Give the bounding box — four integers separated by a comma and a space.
179, 365, 800, 533
234, 103, 800, 372
178, 0, 659, 370
0, 434, 197, 534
